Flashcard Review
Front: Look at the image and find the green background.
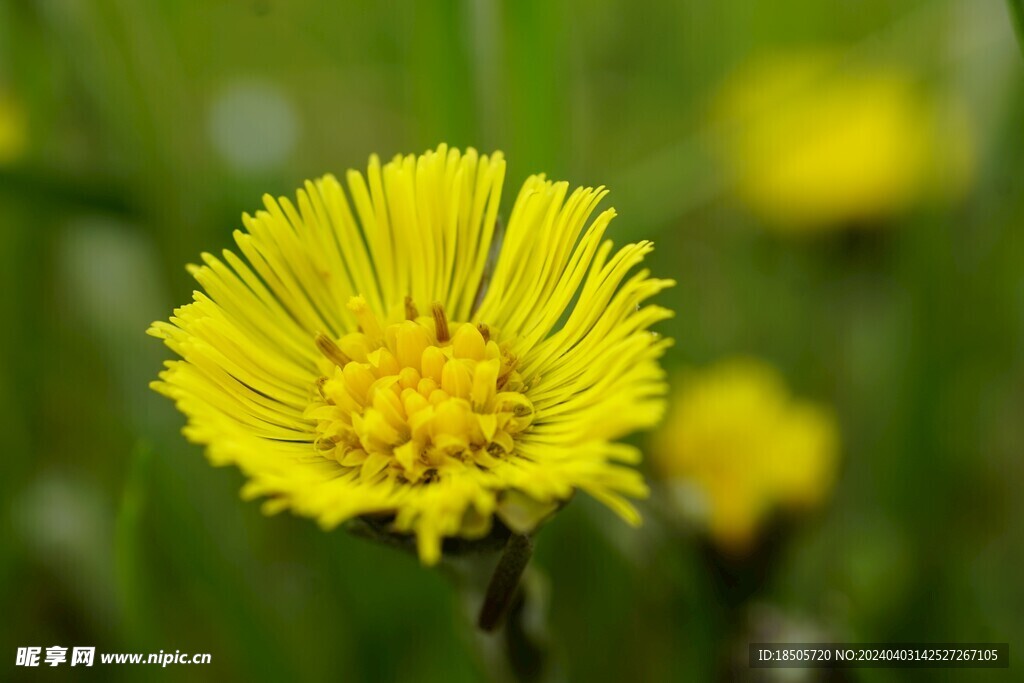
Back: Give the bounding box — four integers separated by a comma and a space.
1, 1, 1022, 680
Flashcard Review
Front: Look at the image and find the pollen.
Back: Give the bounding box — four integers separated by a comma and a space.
308, 299, 532, 485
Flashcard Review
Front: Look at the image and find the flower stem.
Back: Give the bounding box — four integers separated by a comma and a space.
478, 533, 533, 632
1009, 0, 1024, 58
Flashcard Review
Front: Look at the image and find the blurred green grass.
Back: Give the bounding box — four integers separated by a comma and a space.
2, 0, 1023, 681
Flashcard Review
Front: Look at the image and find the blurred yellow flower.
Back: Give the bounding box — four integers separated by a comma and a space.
150, 145, 673, 564
652, 359, 838, 552
0, 90, 28, 165
712, 50, 974, 232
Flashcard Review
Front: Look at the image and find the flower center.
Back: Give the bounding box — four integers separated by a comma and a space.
308, 296, 533, 484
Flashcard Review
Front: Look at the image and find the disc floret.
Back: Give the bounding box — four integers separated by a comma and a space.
308, 295, 533, 486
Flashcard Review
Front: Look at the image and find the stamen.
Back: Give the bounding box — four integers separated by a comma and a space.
314, 435, 340, 452
312, 309, 534, 487
315, 333, 350, 367
431, 302, 450, 342
404, 295, 419, 321
315, 375, 333, 403
347, 295, 383, 340
497, 354, 519, 389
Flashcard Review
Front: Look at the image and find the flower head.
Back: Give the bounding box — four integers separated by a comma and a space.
150, 145, 673, 564
711, 50, 973, 232
652, 359, 838, 552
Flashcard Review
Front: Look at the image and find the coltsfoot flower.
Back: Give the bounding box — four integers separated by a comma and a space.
150, 145, 673, 564
711, 49, 974, 232
652, 358, 838, 552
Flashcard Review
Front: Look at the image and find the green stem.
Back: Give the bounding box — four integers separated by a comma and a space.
500, 581, 548, 683
1009, 0, 1024, 58
478, 533, 533, 632
0, 167, 135, 215
114, 442, 154, 645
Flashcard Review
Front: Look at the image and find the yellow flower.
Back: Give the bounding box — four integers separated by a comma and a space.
712, 50, 973, 232
652, 359, 838, 552
0, 89, 28, 165
150, 145, 673, 564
